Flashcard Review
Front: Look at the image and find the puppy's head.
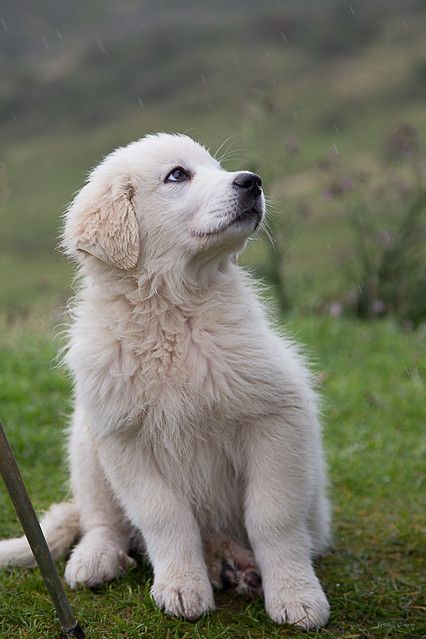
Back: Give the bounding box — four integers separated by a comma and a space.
63, 133, 265, 275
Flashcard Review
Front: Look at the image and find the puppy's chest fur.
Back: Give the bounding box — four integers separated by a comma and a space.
68, 277, 285, 442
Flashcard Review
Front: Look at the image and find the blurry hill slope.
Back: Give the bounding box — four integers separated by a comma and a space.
1, 0, 426, 316
2, 0, 426, 141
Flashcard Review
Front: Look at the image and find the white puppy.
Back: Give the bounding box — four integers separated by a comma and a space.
0, 134, 331, 629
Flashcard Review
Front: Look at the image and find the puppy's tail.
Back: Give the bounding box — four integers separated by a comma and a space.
0, 501, 80, 568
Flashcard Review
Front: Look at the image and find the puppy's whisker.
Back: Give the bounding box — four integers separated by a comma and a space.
218, 150, 248, 165
214, 134, 242, 161
260, 222, 277, 251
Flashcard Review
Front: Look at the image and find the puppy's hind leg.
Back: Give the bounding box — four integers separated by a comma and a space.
309, 481, 332, 558
204, 535, 262, 597
64, 409, 135, 589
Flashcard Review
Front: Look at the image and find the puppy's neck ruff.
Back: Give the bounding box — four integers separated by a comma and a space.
77, 245, 242, 313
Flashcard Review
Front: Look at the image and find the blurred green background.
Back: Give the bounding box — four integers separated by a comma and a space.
1, 0, 425, 322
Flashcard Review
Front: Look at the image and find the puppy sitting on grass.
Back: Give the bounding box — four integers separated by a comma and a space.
0, 134, 331, 630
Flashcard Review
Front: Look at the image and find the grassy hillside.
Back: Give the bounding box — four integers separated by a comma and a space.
1, 0, 426, 317
0, 315, 424, 638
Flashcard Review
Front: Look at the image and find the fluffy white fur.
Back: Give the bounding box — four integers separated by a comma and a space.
0, 134, 331, 629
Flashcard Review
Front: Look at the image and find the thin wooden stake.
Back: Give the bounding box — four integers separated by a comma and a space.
0, 420, 85, 638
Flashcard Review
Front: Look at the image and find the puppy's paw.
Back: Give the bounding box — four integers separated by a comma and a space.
151, 575, 215, 620
64, 537, 135, 589
204, 536, 262, 597
220, 560, 262, 597
265, 580, 330, 630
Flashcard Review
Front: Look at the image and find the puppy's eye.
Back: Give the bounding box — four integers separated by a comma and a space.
165, 166, 190, 183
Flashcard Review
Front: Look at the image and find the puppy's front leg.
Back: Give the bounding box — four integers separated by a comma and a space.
97, 437, 214, 620
245, 416, 330, 630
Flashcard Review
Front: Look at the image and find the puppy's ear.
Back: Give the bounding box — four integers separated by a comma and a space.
64, 175, 140, 270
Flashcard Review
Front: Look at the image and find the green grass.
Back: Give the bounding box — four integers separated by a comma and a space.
0, 315, 424, 639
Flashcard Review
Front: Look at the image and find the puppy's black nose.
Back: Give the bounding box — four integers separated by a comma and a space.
233, 172, 262, 196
